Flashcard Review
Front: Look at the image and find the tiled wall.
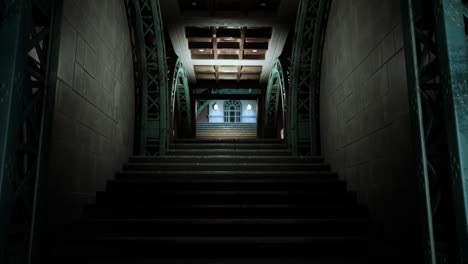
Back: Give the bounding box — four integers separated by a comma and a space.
47, 0, 134, 222
320, 0, 419, 261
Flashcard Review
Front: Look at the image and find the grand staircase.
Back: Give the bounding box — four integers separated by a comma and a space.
58, 139, 370, 263
196, 123, 257, 139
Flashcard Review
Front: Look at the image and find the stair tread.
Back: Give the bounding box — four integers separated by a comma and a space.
130, 155, 322, 159
79, 236, 366, 242
111, 178, 338, 183
78, 218, 368, 224
124, 162, 328, 166
101, 190, 348, 195
166, 149, 290, 151
57, 140, 370, 262
88, 204, 364, 209
118, 170, 335, 175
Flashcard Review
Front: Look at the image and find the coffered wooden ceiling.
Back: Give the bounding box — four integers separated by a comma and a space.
160, 0, 299, 86
187, 26, 271, 82
194, 65, 263, 81
187, 27, 271, 60
178, 0, 281, 17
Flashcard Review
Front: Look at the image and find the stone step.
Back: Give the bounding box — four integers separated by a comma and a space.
169, 143, 288, 150
129, 155, 323, 163
84, 204, 368, 219
106, 178, 343, 191
172, 138, 283, 144
71, 218, 368, 237
115, 170, 338, 181
61, 257, 365, 264
122, 163, 330, 172
96, 190, 356, 206
166, 149, 292, 156
60, 236, 368, 258
59, 140, 370, 263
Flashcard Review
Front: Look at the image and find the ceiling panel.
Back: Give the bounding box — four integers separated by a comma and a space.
242, 66, 262, 73
194, 65, 264, 82
196, 73, 217, 80
194, 65, 216, 72
178, 0, 281, 17
241, 73, 261, 80
218, 65, 239, 73
186, 26, 272, 61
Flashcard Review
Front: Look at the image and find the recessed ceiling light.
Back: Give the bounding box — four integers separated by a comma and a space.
224, 37, 234, 40
252, 49, 258, 53
192, 2, 197, 6
260, 2, 267, 7
199, 49, 205, 52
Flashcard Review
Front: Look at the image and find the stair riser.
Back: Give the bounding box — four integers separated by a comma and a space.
84, 206, 368, 219
72, 222, 368, 237
59, 239, 366, 258
58, 139, 370, 262
128, 157, 323, 164
169, 144, 288, 150
173, 139, 283, 144
123, 164, 330, 171
96, 194, 356, 206
105, 181, 347, 192
166, 150, 292, 156
115, 172, 338, 181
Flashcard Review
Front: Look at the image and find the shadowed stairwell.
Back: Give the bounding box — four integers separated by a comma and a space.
4, 0, 468, 262
54, 139, 370, 263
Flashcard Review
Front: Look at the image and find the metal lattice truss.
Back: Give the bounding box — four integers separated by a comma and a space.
264, 59, 286, 133
289, 0, 330, 155
0, 0, 61, 262
171, 59, 192, 137
196, 100, 209, 117
132, 0, 168, 155
402, 0, 468, 263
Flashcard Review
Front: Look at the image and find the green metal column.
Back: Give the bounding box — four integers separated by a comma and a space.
289, 0, 331, 155
170, 59, 192, 138
434, 0, 468, 262
0, 0, 62, 263
264, 59, 286, 138
132, 0, 168, 155
402, 0, 468, 262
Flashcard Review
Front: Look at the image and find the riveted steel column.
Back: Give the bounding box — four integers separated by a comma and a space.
264, 59, 286, 138
132, 0, 168, 155
290, 0, 331, 155
402, 0, 468, 262
170, 59, 192, 138
0, 0, 62, 262
434, 0, 468, 262
402, 1, 437, 262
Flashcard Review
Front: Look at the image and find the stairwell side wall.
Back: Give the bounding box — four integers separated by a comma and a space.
47, 0, 135, 223
319, 0, 420, 262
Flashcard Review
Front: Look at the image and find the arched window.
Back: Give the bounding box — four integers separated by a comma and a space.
224, 100, 241, 123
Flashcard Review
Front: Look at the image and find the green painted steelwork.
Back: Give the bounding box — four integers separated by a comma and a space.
434, 1, 468, 261
289, 0, 331, 155
131, 0, 168, 155
0, 0, 62, 262
264, 59, 286, 137
197, 100, 209, 117
170, 59, 192, 137
402, 0, 468, 262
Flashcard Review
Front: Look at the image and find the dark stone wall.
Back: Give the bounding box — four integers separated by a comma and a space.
320, 0, 420, 261
47, 0, 134, 223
